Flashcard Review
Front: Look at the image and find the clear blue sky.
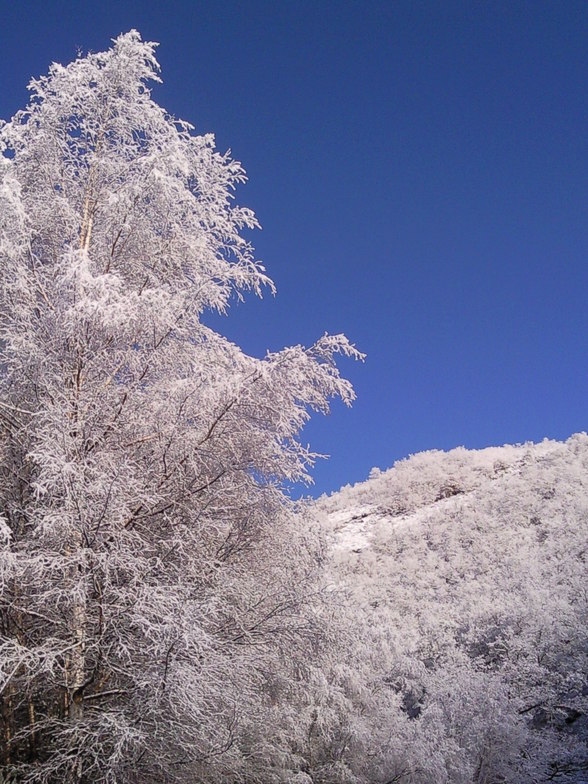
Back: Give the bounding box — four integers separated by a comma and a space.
2, 1, 587, 497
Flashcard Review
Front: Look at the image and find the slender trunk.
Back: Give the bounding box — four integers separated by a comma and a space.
66, 585, 87, 722
2, 687, 13, 765
64, 353, 88, 782
27, 685, 36, 758
64, 533, 87, 784
79, 131, 103, 253
79, 194, 95, 252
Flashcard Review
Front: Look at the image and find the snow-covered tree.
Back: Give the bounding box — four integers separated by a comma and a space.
0, 31, 361, 783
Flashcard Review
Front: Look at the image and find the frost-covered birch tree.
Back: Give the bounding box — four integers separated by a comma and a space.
0, 31, 361, 783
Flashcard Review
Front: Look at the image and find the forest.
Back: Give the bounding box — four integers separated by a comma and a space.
0, 32, 586, 784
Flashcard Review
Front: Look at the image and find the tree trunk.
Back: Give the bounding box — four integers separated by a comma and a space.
64, 522, 87, 783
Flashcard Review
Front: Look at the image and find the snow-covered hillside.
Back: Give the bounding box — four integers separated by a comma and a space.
313, 434, 588, 784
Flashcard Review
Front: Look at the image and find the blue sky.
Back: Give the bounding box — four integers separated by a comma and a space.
1, 1, 587, 497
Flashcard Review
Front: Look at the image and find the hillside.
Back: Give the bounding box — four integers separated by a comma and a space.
314, 434, 588, 784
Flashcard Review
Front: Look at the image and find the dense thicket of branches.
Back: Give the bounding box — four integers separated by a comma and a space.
0, 32, 361, 783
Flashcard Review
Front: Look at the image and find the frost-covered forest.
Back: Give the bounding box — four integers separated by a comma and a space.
0, 32, 586, 784
317, 435, 588, 784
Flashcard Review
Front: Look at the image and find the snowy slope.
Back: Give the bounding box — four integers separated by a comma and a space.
319, 434, 583, 548
313, 434, 588, 784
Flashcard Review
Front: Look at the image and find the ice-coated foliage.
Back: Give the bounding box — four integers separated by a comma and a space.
315, 435, 588, 783
0, 32, 361, 783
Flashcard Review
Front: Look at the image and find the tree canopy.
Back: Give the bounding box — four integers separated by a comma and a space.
0, 31, 360, 783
